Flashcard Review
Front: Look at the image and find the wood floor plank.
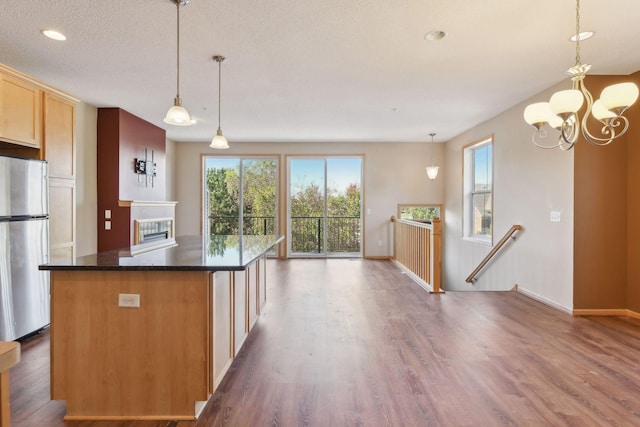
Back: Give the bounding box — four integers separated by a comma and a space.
9, 259, 640, 426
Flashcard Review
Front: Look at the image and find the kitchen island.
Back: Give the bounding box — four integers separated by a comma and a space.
40, 234, 283, 421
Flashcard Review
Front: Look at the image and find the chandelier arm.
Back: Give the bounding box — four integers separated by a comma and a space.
531, 128, 573, 150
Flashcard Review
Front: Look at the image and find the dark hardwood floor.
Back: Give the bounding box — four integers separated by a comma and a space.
10, 259, 640, 426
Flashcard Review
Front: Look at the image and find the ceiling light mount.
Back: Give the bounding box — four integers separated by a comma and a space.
424, 30, 447, 41
41, 30, 66, 41
210, 55, 229, 149
523, 0, 638, 150
164, 0, 193, 126
425, 132, 439, 180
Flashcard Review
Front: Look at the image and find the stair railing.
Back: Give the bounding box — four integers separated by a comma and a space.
390, 216, 443, 293
465, 224, 523, 284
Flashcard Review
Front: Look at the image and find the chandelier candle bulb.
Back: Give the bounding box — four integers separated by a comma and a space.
592, 100, 617, 121
524, 102, 555, 127
600, 82, 639, 112
549, 90, 584, 115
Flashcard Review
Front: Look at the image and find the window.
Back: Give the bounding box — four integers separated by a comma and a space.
398, 205, 441, 221
463, 137, 493, 243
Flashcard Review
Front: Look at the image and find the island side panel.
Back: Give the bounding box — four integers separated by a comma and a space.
50, 270, 211, 419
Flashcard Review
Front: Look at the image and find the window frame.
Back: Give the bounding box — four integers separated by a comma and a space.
462, 136, 493, 245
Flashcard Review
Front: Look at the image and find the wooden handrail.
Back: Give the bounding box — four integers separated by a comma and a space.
465, 224, 523, 284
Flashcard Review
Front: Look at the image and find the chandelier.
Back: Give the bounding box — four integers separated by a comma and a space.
523, 0, 638, 150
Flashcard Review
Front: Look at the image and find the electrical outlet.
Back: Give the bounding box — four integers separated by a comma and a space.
118, 293, 140, 308
378, 239, 383, 246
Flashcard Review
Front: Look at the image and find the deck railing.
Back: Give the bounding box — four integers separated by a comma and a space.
208, 215, 361, 253
208, 216, 276, 236
390, 216, 443, 293
290, 216, 360, 253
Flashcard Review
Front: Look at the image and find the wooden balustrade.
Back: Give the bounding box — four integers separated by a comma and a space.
390, 216, 443, 293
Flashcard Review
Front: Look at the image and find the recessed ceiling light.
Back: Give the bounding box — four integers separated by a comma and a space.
569, 31, 594, 42
424, 30, 447, 41
41, 30, 66, 41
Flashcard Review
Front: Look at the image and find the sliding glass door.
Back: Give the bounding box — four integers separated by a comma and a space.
287, 156, 362, 257
203, 157, 278, 238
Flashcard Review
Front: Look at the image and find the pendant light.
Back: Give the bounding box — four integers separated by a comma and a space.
210, 55, 229, 149
425, 132, 439, 180
163, 0, 193, 126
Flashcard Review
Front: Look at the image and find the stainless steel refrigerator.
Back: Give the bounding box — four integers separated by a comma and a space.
0, 155, 50, 341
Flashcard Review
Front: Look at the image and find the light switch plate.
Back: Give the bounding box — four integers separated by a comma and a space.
550, 211, 561, 223
105, 220, 111, 230
105, 209, 111, 219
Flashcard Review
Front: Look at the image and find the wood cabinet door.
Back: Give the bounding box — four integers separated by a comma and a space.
0, 74, 42, 148
44, 92, 75, 179
233, 270, 248, 356
259, 255, 267, 310
49, 179, 75, 262
248, 263, 258, 330
212, 271, 233, 390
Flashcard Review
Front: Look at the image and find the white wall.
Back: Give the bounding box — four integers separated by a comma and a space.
75, 101, 98, 256
173, 141, 445, 257
443, 82, 574, 311
165, 138, 176, 201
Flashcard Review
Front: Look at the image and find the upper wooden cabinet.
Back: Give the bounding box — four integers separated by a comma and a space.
44, 92, 75, 179
0, 74, 42, 148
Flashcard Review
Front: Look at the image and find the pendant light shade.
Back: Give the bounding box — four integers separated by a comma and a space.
426, 166, 440, 180
210, 55, 229, 149
425, 132, 439, 180
164, 98, 191, 125
164, 0, 193, 126
210, 129, 229, 149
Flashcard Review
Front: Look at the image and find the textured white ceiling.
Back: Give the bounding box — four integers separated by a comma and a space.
1, 0, 639, 143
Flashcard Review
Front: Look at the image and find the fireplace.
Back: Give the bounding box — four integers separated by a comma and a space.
134, 218, 174, 245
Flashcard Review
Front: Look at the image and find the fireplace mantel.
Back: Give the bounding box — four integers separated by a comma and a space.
118, 200, 178, 208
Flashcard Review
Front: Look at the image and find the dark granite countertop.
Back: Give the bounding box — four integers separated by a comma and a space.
39, 235, 283, 271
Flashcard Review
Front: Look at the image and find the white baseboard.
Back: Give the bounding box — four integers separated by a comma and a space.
514, 285, 572, 315
392, 259, 433, 293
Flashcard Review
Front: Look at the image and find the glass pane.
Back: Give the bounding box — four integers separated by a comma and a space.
472, 193, 492, 237
205, 158, 240, 235
242, 159, 277, 235
473, 144, 492, 192
290, 159, 325, 253
399, 206, 440, 220
327, 158, 361, 253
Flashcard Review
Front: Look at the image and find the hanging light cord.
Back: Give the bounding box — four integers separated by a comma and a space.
175, 1, 181, 99
218, 58, 222, 130
429, 133, 436, 166
575, 0, 581, 66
